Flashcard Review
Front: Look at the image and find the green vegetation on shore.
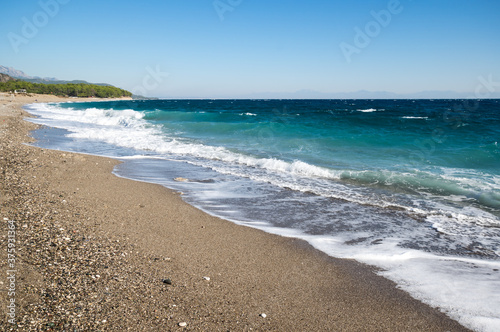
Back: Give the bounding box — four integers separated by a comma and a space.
0, 80, 132, 98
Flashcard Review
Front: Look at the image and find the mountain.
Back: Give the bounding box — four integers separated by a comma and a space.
0, 65, 32, 80
0, 65, 57, 82
0, 73, 17, 83
21, 78, 112, 86
0, 65, 112, 86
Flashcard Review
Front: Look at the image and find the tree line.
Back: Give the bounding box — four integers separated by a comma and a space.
0, 80, 132, 98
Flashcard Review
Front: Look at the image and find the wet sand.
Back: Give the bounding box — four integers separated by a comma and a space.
0, 93, 471, 331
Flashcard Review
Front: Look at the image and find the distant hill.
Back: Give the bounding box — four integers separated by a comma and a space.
0, 65, 113, 86
0, 73, 17, 83
0, 65, 56, 82
21, 78, 113, 86
131, 94, 159, 100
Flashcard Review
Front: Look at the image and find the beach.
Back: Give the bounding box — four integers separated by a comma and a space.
0, 94, 472, 331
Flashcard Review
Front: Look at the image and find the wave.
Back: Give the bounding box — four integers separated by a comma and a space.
402, 116, 429, 120
356, 108, 378, 112
26, 102, 500, 225
29, 104, 499, 202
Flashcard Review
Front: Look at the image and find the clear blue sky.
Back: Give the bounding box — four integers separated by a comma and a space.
1, 0, 499, 98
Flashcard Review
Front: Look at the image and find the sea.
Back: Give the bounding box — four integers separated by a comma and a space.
25, 99, 500, 331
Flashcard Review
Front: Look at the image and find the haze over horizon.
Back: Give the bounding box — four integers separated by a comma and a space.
1, 0, 499, 98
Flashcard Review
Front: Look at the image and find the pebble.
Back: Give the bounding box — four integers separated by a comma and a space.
203, 276, 210, 281
178, 322, 187, 327
260, 313, 267, 318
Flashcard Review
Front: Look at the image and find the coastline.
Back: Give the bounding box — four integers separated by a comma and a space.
0, 94, 471, 330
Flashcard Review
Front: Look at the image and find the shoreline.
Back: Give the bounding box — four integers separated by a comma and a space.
0, 94, 471, 330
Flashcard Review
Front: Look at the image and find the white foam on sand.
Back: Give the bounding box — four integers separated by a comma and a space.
250, 225, 500, 332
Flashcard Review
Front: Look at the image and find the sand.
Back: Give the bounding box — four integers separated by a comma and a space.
0, 93, 471, 331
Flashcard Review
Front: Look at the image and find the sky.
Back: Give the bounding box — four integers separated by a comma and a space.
1, 0, 500, 98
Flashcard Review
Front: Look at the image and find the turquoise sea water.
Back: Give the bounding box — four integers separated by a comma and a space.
26, 99, 500, 331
